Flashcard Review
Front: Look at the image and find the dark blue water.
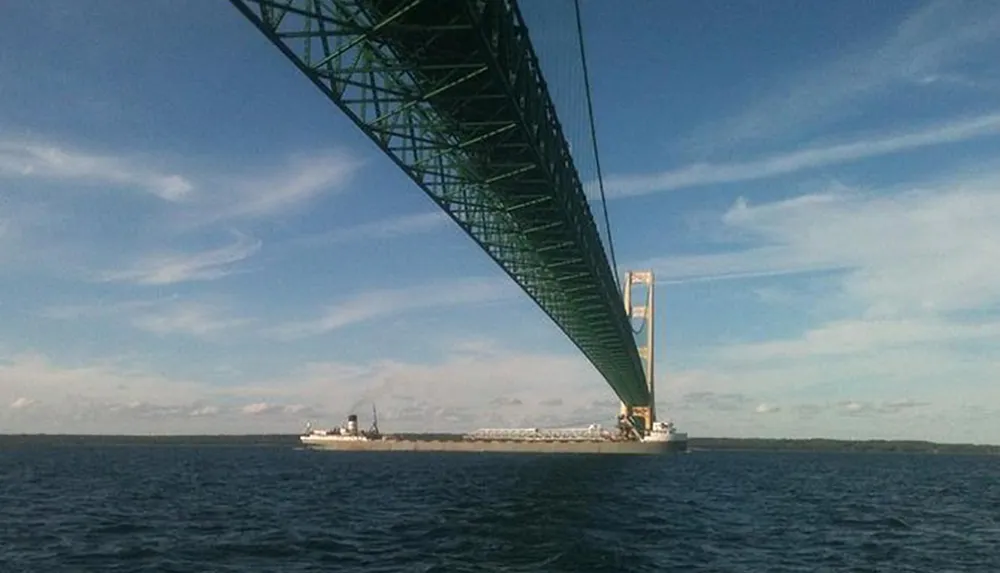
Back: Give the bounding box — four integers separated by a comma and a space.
2, 446, 998, 572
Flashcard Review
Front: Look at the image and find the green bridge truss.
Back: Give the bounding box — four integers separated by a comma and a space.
230, 0, 651, 408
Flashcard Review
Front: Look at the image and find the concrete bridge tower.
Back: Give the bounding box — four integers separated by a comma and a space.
620, 270, 656, 432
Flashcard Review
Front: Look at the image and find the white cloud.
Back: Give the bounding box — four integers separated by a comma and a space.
237, 402, 310, 416
231, 151, 359, 218
182, 150, 361, 226
0, 346, 619, 434
233, 347, 619, 432
676, 391, 755, 413
668, 376, 997, 441
0, 145, 361, 286
0, 140, 366, 288
754, 403, 780, 415
244, 403, 308, 416
841, 399, 934, 416
0, 352, 210, 414
719, 318, 1000, 363
880, 398, 928, 413
241, 402, 272, 415
270, 277, 517, 339
9, 396, 35, 409
687, 343, 1000, 398
0, 138, 192, 201
291, 211, 448, 247
0, 345, 995, 441
189, 405, 219, 417
631, 169, 1000, 427
651, 338, 1000, 442
605, 112, 1000, 197
644, 175, 1000, 316
686, 0, 1000, 150
130, 303, 253, 338
632, 171, 1000, 442
101, 231, 261, 285
43, 297, 250, 340
42, 299, 163, 321
841, 401, 866, 414
0, 352, 319, 433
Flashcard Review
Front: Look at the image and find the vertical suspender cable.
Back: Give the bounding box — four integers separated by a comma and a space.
573, 0, 620, 292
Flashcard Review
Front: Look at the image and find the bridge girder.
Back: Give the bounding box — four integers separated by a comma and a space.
230, 0, 651, 407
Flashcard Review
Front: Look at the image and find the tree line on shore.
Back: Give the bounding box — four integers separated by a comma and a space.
689, 437, 1000, 455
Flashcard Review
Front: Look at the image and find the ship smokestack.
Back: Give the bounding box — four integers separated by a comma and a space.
346, 414, 359, 435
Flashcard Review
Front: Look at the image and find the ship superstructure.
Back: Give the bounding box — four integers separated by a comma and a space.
300, 406, 382, 447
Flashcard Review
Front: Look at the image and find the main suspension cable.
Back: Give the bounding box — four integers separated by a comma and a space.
573, 0, 620, 292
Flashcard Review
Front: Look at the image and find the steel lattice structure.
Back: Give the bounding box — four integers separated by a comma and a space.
230, 0, 651, 407
465, 426, 613, 442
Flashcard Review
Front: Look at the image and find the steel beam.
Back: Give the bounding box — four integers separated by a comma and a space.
230, 0, 651, 406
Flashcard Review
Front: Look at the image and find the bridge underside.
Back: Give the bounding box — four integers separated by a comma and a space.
231, 0, 651, 407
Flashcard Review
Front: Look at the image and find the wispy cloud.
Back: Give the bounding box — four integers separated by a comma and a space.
0, 138, 192, 201
642, 173, 1000, 316
101, 231, 261, 285
189, 405, 220, 417
270, 277, 516, 339
291, 211, 448, 247
0, 144, 360, 283
9, 397, 36, 410
230, 150, 360, 219
0, 137, 359, 225
831, 400, 931, 416
0, 352, 209, 413
763, 399, 929, 419
42, 298, 161, 321
879, 399, 930, 414
606, 112, 1000, 197
677, 391, 755, 412
686, 0, 1000, 150
719, 318, 1000, 362
638, 170, 1000, 430
240, 402, 307, 416
43, 297, 250, 339
130, 303, 253, 338
755, 403, 780, 415
0, 343, 993, 438
234, 345, 619, 432
0, 209, 24, 265
182, 150, 362, 226
0, 344, 619, 434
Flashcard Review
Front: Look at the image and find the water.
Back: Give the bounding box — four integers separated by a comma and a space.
2, 443, 998, 571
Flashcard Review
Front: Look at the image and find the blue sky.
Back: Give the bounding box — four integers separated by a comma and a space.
2, 1, 1000, 442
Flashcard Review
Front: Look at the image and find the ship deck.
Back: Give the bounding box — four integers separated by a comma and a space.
299, 437, 685, 455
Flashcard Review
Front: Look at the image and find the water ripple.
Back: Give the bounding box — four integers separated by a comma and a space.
1, 447, 998, 571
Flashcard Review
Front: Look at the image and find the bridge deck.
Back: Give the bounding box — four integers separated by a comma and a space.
231, 0, 650, 407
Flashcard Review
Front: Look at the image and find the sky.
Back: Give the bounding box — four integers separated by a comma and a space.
2, 1, 999, 442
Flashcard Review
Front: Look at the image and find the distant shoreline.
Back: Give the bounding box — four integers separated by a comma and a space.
0, 434, 997, 454
688, 437, 1000, 455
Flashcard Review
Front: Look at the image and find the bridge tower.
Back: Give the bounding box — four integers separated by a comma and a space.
620, 270, 656, 432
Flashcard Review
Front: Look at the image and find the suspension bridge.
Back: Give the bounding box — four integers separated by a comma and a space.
229, 0, 659, 432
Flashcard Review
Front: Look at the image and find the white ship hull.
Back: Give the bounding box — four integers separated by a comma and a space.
299, 425, 688, 455
642, 422, 687, 451
299, 436, 684, 454
300, 434, 373, 446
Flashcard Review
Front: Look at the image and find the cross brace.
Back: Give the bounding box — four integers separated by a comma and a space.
230, 0, 651, 406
